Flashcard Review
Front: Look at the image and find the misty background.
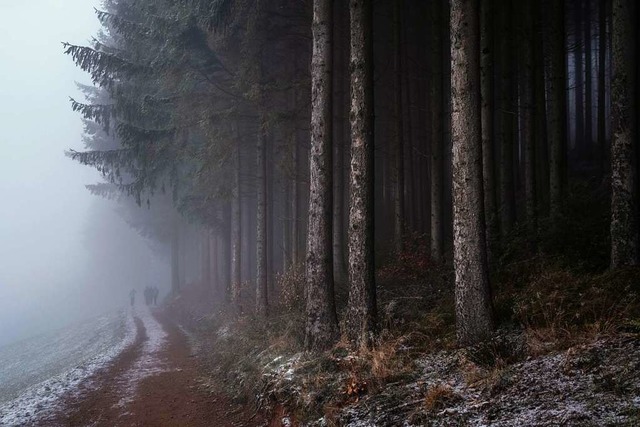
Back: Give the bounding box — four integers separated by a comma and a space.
0, 0, 168, 347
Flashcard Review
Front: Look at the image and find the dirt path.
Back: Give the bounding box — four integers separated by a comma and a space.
42, 309, 264, 427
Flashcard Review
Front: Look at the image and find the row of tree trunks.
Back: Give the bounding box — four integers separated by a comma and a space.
180, 0, 636, 354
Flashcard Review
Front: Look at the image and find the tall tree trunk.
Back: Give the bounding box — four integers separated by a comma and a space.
393, 0, 405, 254
221, 207, 231, 303
498, 0, 516, 236
597, 0, 607, 175
333, 0, 347, 283
585, 0, 594, 162
545, 0, 567, 221
520, 0, 537, 230
451, 0, 494, 346
347, 0, 376, 350
480, 0, 497, 258
202, 229, 211, 291
210, 232, 218, 300
267, 133, 275, 295
292, 138, 300, 266
256, 115, 269, 316
171, 215, 180, 294
404, 23, 417, 233
429, 0, 444, 261
283, 167, 292, 271
575, 0, 586, 158
534, 0, 549, 217
231, 139, 242, 313
305, 0, 338, 351
610, 0, 638, 267
179, 222, 187, 287
291, 72, 302, 269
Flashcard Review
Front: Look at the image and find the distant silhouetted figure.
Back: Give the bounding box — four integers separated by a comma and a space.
144, 286, 152, 306
129, 289, 136, 307
153, 287, 159, 305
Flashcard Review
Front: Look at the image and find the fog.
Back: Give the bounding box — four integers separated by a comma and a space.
0, 0, 168, 347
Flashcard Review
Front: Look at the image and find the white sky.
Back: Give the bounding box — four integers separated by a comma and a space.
0, 0, 166, 345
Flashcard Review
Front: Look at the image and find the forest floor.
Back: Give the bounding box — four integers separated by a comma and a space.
183, 306, 640, 427
35, 307, 264, 427
169, 246, 640, 426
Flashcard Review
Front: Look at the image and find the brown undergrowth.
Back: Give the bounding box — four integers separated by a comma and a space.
168, 186, 640, 424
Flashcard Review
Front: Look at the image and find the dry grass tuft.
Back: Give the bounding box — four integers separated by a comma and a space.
362, 336, 412, 385
462, 358, 513, 396
503, 264, 640, 356
423, 383, 461, 412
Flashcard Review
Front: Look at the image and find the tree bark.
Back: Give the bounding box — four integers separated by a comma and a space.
305, 0, 339, 351
520, 0, 537, 230
202, 229, 211, 292
597, 0, 607, 174
585, 0, 594, 161
610, 0, 638, 268
292, 105, 301, 267
393, 0, 405, 255
231, 138, 242, 313
575, 0, 586, 158
450, 0, 494, 346
544, 0, 567, 221
256, 115, 268, 316
347, 0, 376, 350
171, 215, 180, 294
429, 0, 444, 261
179, 222, 187, 287
480, 0, 497, 258
283, 165, 292, 271
333, 0, 347, 283
534, 0, 549, 217
210, 232, 218, 300
498, 0, 516, 236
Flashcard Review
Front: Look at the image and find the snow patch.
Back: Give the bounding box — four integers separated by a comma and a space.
116, 307, 168, 407
0, 310, 136, 426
